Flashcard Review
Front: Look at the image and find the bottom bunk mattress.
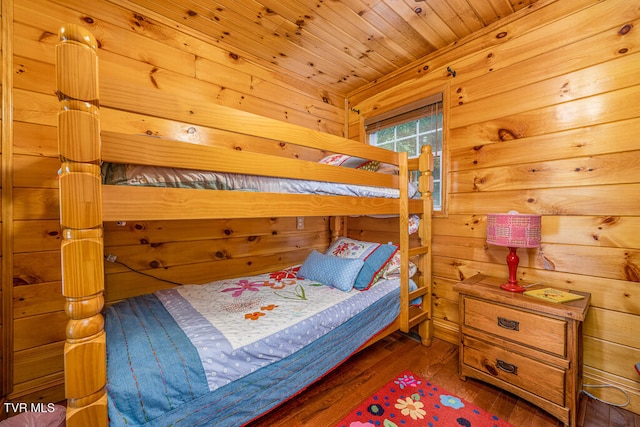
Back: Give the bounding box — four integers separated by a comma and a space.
104, 265, 402, 426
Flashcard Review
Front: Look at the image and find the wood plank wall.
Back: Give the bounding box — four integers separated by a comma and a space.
1, 0, 9, 410
347, 0, 640, 416
2, 0, 344, 409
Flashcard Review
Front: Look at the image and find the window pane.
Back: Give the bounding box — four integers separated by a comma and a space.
376, 127, 395, 144
433, 181, 441, 207
396, 122, 415, 138
377, 141, 394, 151
420, 133, 436, 148
418, 116, 435, 133
433, 156, 441, 178
396, 137, 416, 157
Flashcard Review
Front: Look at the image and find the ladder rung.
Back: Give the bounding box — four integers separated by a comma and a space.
409, 287, 430, 299
408, 245, 429, 257
409, 311, 430, 327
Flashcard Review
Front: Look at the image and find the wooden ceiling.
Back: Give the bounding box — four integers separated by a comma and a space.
127, 0, 541, 95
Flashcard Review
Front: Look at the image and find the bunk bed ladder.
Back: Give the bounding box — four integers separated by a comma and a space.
56, 24, 108, 427
400, 146, 434, 345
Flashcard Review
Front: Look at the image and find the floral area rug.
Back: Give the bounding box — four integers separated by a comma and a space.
336, 370, 513, 427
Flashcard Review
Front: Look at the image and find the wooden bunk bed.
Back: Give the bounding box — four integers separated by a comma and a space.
56, 24, 433, 427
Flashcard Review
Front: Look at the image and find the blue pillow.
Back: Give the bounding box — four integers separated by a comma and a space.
325, 238, 398, 290
298, 250, 364, 292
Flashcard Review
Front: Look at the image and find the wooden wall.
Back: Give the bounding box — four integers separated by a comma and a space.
2, 0, 343, 410
347, 0, 640, 416
1, 0, 8, 411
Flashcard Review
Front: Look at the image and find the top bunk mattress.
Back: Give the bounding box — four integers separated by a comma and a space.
101, 162, 418, 199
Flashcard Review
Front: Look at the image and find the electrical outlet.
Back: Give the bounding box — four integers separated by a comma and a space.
296, 217, 304, 230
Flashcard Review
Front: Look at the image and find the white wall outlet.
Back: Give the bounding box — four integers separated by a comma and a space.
296, 217, 304, 230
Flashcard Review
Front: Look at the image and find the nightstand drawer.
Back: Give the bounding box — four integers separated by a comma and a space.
462, 337, 565, 405
463, 297, 567, 356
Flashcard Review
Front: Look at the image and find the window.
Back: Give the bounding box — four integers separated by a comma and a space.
365, 94, 444, 211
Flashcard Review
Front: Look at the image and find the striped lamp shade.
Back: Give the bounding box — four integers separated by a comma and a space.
486, 212, 541, 248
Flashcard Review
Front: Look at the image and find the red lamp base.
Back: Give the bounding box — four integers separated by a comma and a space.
500, 282, 526, 292
501, 246, 526, 292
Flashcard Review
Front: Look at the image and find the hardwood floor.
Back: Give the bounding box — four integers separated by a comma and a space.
579, 393, 640, 427
248, 332, 640, 427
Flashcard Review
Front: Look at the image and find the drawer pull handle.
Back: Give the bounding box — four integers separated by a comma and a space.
497, 317, 519, 331
496, 359, 518, 375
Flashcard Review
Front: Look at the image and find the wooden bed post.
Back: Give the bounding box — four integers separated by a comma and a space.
330, 216, 347, 241
56, 24, 108, 427
417, 145, 434, 345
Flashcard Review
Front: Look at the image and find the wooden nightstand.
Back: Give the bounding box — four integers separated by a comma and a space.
453, 274, 590, 427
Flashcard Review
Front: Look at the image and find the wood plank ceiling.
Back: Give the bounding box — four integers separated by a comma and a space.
125, 0, 541, 96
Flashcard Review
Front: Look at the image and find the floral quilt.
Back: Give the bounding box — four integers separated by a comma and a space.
155, 266, 401, 391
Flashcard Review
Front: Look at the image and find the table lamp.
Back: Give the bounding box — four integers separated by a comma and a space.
486, 211, 541, 292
